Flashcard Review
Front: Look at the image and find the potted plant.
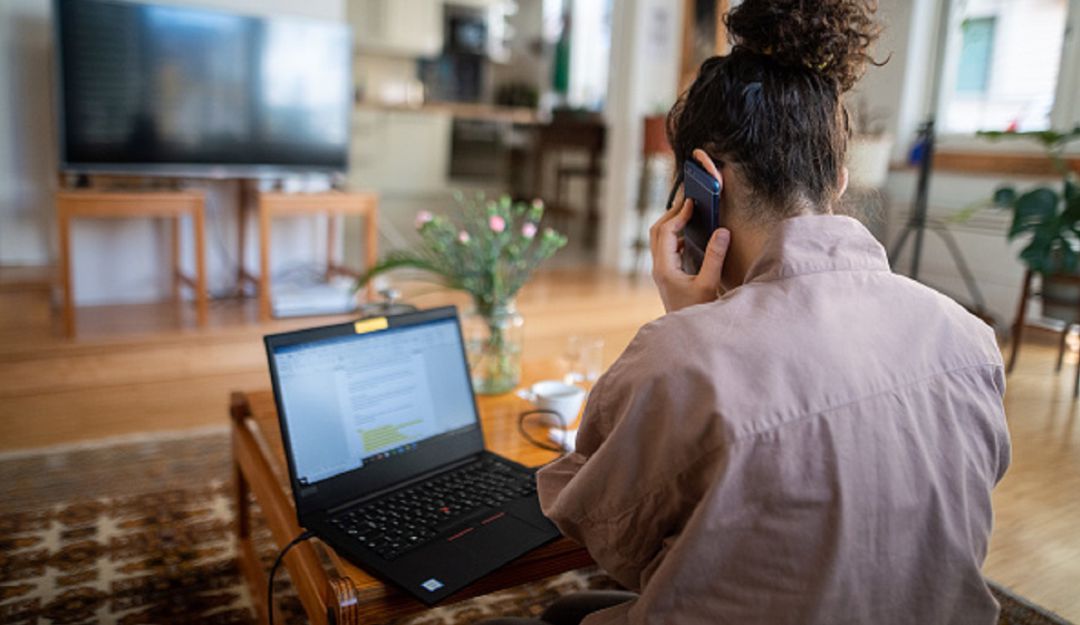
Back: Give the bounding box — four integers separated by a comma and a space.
358, 193, 568, 395
978, 126, 1080, 322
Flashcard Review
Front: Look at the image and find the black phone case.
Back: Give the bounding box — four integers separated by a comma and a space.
680, 160, 722, 274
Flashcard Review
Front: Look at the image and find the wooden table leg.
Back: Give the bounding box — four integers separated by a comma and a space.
1056, 325, 1071, 372
194, 205, 208, 327
1007, 270, 1032, 374
232, 399, 335, 624
364, 206, 377, 302
259, 200, 272, 322
326, 213, 338, 282
171, 216, 182, 304
327, 576, 362, 625
238, 181, 250, 291
232, 394, 273, 624
1075, 302, 1080, 399
58, 209, 75, 338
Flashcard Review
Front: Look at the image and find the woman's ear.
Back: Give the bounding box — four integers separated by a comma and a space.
837, 166, 850, 198
692, 148, 723, 183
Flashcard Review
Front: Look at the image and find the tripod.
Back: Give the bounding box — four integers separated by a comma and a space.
887, 119, 991, 320
885, 0, 992, 322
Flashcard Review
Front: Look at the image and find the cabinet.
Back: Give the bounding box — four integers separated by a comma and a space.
349, 0, 443, 57
349, 109, 452, 194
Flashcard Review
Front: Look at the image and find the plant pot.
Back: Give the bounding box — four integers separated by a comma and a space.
462, 300, 524, 395
1041, 272, 1080, 324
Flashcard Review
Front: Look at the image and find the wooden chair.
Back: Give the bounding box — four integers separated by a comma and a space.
1008, 269, 1080, 396
531, 113, 606, 248
55, 190, 208, 338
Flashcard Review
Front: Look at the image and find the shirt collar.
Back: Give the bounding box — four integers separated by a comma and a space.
743, 215, 891, 285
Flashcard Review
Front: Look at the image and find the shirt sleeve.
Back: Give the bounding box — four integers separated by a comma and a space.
536, 320, 719, 590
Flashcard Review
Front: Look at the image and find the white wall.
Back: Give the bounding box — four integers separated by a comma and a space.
597, 0, 683, 272
0, 0, 346, 305
0, 0, 55, 266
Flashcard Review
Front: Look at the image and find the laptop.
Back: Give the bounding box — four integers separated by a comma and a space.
264, 306, 561, 604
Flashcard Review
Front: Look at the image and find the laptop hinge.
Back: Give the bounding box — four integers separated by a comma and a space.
325, 451, 486, 516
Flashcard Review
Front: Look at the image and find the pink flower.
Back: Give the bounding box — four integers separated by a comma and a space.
414, 211, 434, 229
522, 222, 538, 239
489, 215, 506, 233
458, 230, 471, 244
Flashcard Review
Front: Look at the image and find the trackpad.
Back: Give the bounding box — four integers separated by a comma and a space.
448, 513, 551, 570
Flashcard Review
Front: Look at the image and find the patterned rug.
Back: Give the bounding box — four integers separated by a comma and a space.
0, 430, 1072, 624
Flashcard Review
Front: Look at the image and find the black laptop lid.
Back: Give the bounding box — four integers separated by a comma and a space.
264, 306, 486, 519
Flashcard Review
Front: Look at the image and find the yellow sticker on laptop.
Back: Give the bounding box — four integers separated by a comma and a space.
353, 317, 388, 334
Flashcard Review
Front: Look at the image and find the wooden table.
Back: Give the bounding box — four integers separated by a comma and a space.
55, 190, 208, 337
239, 191, 378, 322
230, 361, 594, 625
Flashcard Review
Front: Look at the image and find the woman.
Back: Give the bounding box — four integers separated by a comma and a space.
486, 1, 1010, 623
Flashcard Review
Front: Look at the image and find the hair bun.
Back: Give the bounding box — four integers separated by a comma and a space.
726, 0, 882, 91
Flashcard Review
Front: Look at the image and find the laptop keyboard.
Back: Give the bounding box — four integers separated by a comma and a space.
329, 457, 538, 561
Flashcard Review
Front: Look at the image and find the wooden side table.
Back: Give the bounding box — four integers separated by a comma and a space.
1007, 269, 1080, 397
55, 190, 208, 338
230, 360, 594, 625
243, 191, 378, 322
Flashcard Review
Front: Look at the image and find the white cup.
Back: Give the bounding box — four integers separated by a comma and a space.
517, 380, 586, 428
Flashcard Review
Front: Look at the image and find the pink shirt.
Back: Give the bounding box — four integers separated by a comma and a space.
538, 215, 1010, 625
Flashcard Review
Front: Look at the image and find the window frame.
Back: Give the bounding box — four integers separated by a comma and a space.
933, 0, 1080, 156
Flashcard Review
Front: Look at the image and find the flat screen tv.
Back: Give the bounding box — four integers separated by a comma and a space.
54, 0, 352, 177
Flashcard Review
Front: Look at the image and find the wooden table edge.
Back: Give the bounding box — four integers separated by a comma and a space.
230, 389, 596, 625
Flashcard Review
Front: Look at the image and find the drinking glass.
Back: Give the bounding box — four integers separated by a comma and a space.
563, 335, 604, 385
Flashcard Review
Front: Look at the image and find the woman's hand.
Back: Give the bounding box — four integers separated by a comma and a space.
650, 149, 730, 313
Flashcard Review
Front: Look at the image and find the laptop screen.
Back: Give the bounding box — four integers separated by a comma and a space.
269, 317, 479, 485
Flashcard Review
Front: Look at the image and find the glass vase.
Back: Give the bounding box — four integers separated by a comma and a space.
463, 300, 524, 395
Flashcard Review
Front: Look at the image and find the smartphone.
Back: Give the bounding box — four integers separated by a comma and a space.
681, 159, 723, 274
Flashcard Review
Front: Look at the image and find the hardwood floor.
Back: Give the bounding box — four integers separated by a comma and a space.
984, 330, 1080, 620
0, 267, 1077, 620
0, 268, 664, 449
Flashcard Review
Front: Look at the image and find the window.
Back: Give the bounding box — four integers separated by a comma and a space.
940, 0, 1069, 134
955, 17, 996, 93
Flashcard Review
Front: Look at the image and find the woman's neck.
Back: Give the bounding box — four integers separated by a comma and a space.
723, 205, 828, 289
722, 223, 771, 290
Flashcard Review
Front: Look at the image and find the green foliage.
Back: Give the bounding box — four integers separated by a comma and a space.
358, 193, 568, 312
976, 126, 1080, 274
992, 186, 1017, 207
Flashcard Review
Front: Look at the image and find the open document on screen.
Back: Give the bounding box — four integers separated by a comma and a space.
272, 320, 477, 484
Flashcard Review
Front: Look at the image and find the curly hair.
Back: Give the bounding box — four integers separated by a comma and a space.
667, 0, 884, 220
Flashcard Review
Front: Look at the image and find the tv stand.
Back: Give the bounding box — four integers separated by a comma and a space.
238, 190, 379, 321
55, 189, 208, 337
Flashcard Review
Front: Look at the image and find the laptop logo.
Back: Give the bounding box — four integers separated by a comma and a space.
421, 578, 444, 592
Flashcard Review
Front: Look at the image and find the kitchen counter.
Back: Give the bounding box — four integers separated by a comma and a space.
356, 100, 543, 125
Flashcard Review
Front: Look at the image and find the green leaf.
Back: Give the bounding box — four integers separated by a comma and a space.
1059, 244, 1079, 273
977, 125, 1080, 149
992, 185, 1018, 208
355, 252, 457, 291
1008, 188, 1060, 239
1061, 190, 1080, 223
1019, 239, 1049, 273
